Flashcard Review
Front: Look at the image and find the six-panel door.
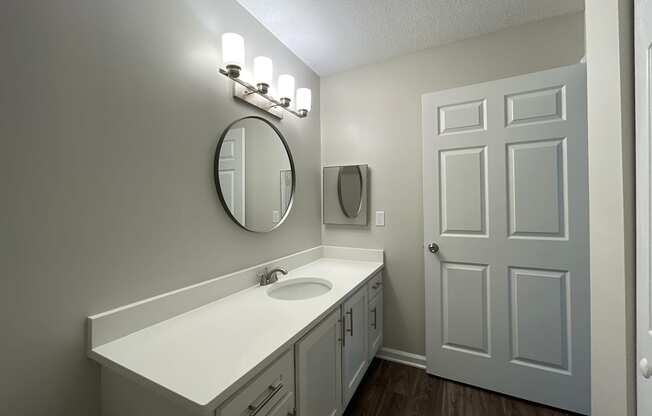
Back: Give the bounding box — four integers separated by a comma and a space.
422, 64, 590, 414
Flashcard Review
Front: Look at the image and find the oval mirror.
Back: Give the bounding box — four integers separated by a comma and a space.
338, 165, 363, 218
214, 116, 295, 232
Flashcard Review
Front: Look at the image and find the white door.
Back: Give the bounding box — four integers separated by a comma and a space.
218, 127, 245, 224
368, 291, 383, 360
342, 285, 368, 407
295, 309, 342, 416
637, 1, 652, 414
422, 64, 590, 414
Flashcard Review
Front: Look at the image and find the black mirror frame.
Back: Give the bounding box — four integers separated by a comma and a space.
214, 116, 296, 233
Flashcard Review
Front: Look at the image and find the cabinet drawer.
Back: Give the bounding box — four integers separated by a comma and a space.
217, 349, 294, 416
266, 392, 294, 416
366, 272, 383, 301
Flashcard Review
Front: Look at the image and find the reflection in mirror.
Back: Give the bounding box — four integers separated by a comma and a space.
338, 166, 363, 218
322, 164, 368, 225
214, 116, 295, 232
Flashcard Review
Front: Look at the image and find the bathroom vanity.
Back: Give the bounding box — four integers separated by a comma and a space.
88, 246, 383, 416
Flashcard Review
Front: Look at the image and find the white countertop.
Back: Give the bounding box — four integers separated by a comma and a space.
90, 257, 383, 411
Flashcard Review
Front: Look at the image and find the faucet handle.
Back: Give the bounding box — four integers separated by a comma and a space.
257, 267, 269, 285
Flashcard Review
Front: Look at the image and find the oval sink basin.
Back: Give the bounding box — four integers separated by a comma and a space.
267, 277, 332, 301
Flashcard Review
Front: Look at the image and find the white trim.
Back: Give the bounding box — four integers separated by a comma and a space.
376, 347, 427, 370
323, 245, 384, 263
636, 2, 651, 414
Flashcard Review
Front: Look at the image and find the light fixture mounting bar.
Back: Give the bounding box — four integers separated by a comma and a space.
219, 68, 307, 119
233, 83, 284, 119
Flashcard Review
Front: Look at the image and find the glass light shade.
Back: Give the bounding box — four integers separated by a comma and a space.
296, 88, 312, 112
253, 56, 273, 86
221, 33, 244, 68
278, 74, 295, 101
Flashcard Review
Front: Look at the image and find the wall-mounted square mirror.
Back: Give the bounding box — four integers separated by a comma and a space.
323, 164, 368, 225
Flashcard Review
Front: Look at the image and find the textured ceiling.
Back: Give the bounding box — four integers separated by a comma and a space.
235, 0, 584, 76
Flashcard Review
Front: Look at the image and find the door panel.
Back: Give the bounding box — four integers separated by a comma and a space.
505, 86, 565, 127
637, 1, 652, 414
509, 267, 569, 373
507, 138, 567, 239
441, 262, 490, 356
422, 64, 589, 414
439, 146, 488, 236
438, 99, 487, 135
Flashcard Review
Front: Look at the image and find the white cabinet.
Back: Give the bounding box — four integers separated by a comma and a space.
101, 350, 295, 416
266, 392, 294, 416
341, 285, 368, 407
218, 349, 294, 416
368, 290, 383, 360
295, 309, 342, 416
100, 273, 384, 416
367, 272, 383, 300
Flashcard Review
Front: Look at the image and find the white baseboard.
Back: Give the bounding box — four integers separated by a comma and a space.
376, 347, 427, 370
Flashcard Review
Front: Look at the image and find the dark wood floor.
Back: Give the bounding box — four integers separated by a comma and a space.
343, 359, 578, 416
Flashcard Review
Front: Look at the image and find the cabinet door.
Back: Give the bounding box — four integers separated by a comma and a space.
342, 285, 368, 407
368, 290, 383, 360
295, 309, 342, 416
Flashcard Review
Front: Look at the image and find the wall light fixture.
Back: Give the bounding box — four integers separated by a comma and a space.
219, 33, 311, 119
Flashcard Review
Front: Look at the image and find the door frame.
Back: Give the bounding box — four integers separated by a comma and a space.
636, 0, 651, 414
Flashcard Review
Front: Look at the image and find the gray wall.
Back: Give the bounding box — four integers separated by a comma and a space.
243, 120, 291, 230
320, 12, 586, 356
585, 0, 636, 414
0, 1, 320, 415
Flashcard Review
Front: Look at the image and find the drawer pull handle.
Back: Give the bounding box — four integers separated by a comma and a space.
248, 382, 283, 415
371, 307, 377, 329
346, 308, 354, 337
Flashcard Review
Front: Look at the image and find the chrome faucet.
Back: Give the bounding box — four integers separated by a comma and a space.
258, 267, 288, 286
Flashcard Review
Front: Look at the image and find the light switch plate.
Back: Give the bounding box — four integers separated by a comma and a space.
375, 211, 385, 226
272, 210, 280, 223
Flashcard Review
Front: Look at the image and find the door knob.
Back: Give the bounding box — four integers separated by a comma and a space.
427, 242, 439, 254
641, 358, 652, 379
